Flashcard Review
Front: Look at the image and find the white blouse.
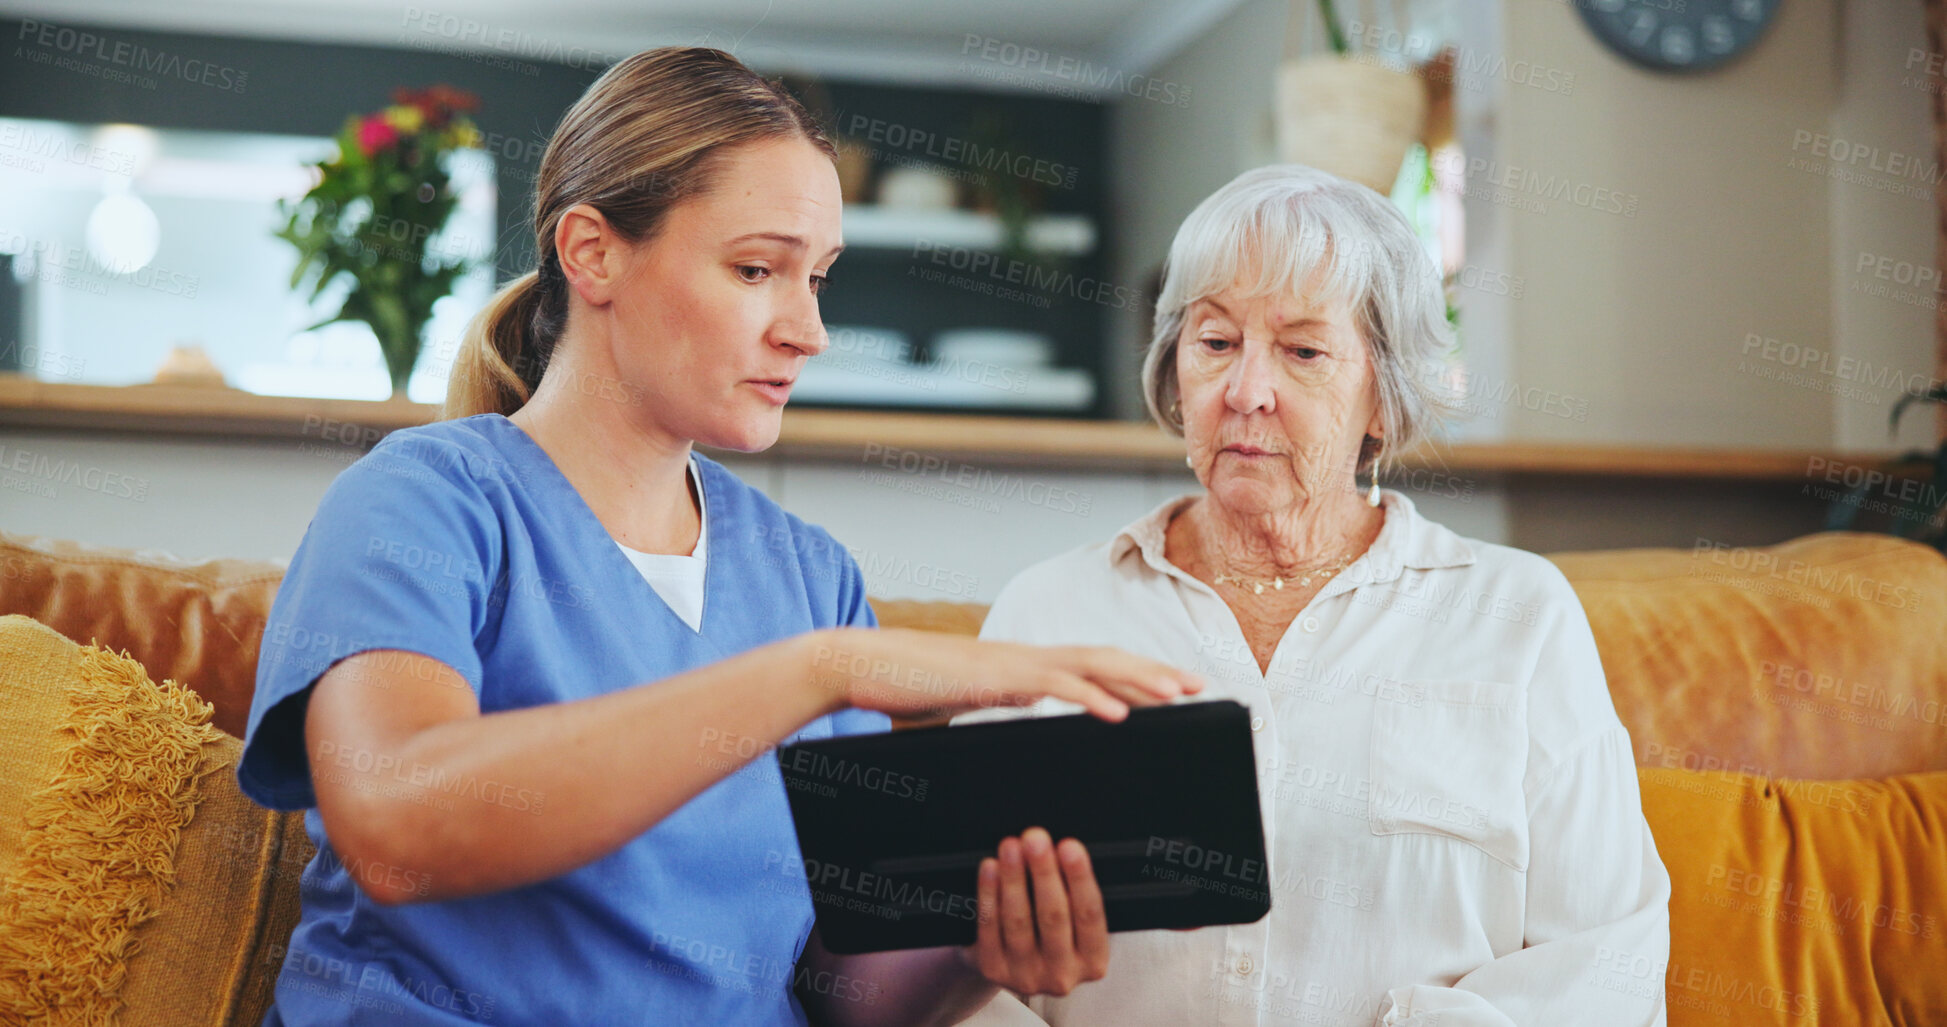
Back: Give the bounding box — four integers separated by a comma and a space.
955, 490, 1670, 1027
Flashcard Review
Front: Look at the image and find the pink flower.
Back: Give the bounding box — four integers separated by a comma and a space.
356, 116, 399, 156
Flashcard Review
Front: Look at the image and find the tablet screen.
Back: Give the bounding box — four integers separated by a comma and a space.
776, 699, 1272, 954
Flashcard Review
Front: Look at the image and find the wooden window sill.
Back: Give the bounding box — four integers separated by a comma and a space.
0, 376, 1908, 481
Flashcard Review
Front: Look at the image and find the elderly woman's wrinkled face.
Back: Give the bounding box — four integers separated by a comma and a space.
1176, 285, 1382, 516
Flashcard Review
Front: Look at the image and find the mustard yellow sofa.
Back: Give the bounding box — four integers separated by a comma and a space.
1, 528, 1943, 1025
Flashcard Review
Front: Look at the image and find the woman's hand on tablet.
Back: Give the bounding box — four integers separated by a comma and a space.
964, 827, 1109, 998
805, 627, 1202, 722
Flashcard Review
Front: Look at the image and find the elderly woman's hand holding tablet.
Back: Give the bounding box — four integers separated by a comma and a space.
958, 165, 1672, 1026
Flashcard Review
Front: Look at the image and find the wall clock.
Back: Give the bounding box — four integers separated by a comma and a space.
1575, 0, 1782, 73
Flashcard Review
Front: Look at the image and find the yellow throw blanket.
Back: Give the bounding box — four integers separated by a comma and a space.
0, 615, 225, 1026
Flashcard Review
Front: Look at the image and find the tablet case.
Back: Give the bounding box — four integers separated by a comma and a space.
776, 699, 1272, 954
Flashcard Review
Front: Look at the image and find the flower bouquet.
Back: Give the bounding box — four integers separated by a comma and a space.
276, 85, 483, 394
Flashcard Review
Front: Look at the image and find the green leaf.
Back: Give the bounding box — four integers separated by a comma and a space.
1824, 482, 1866, 531
1889, 382, 1947, 433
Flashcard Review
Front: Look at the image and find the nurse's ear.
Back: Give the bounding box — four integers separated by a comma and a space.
554, 203, 635, 308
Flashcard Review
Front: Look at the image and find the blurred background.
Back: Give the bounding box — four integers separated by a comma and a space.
1, 0, 1942, 601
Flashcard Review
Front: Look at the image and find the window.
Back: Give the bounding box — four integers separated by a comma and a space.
0, 117, 495, 402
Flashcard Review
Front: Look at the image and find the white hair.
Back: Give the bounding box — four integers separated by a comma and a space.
1141, 163, 1458, 473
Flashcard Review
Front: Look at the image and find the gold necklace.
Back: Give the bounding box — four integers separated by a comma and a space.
1211, 550, 1358, 595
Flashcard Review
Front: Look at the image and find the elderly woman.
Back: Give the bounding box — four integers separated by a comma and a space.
961, 165, 1670, 1026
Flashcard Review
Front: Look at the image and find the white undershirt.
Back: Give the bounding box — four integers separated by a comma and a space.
613, 458, 708, 632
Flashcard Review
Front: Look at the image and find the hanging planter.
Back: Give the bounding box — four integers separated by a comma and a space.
1274, 54, 1428, 195
1272, 0, 1429, 194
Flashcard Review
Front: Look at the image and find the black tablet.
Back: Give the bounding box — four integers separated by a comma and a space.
775, 699, 1272, 954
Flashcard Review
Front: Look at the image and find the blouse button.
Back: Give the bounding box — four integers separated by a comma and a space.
1301, 616, 1321, 633
1250, 716, 1265, 732
1235, 955, 1254, 976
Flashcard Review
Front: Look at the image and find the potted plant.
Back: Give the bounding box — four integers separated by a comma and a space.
276, 86, 483, 396
1824, 384, 1947, 551
966, 110, 1048, 270
1274, 0, 1429, 194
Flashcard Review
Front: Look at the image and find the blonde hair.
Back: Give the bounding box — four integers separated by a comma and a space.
443, 47, 836, 420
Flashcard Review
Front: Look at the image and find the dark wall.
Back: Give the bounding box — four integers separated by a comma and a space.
811, 80, 1113, 415
0, 257, 19, 373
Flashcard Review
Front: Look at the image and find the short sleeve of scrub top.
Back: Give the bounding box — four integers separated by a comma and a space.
238, 414, 890, 1027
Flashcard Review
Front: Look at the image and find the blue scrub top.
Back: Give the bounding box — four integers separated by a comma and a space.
239, 413, 889, 1026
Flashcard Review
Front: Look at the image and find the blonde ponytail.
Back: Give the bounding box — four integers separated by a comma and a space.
443, 265, 564, 419
434, 46, 834, 421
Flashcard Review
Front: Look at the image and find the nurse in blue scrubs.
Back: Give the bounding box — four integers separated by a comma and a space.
239, 46, 1200, 1026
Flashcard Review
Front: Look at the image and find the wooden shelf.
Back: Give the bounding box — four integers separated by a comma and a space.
0, 376, 432, 438
0, 376, 1913, 482
840, 205, 1096, 255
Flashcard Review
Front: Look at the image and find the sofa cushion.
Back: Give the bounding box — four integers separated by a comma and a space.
870, 597, 989, 637
1638, 766, 1947, 1025
6, 526, 1944, 780
0, 615, 309, 1027
0, 531, 284, 739
1552, 533, 1947, 780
